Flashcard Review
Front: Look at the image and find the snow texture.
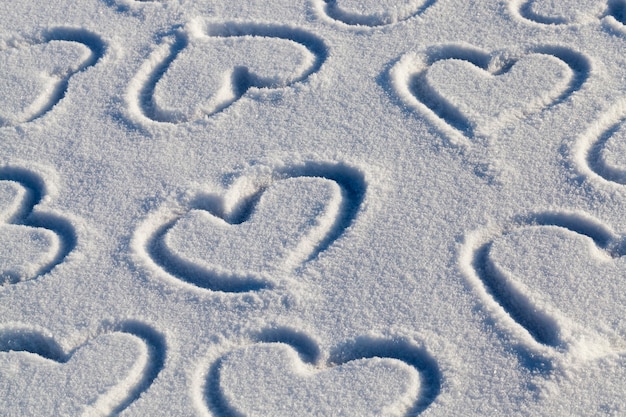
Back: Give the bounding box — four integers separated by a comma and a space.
0, 0, 625, 415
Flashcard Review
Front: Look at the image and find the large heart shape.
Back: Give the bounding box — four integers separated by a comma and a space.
215, 342, 420, 417
0, 31, 102, 127
575, 107, 626, 185
422, 53, 572, 135
0, 330, 153, 416
511, 0, 607, 24
131, 21, 326, 123
158, 176, 343, 292
467, 214, 626, 358
316, 0, 432, 26
0, 178, 70, 284
391, 46, 586, 145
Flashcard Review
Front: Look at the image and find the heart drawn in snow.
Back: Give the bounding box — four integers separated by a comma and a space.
130, 20, 326, 123
465, 212, 626, 360
391, 46, 588, 144
0, 29, 103, 127
139, 162, 369, 293
162, 176, 342, 281
215, 342, 421, 417
0, 330, 153, 416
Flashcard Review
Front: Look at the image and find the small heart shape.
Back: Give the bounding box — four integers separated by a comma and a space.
160, 176, 343, 291
0, 37, 97, 127
391, 46, 588, 147
483, 222, 626, 355
133, 21, 325, 123
422, 53, 572, 135
318, 0, 432, 26
216, 342, 420, 417
0, 331, 151, 416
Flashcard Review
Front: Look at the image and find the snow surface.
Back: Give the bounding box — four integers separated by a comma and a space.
0, 0, 625, 415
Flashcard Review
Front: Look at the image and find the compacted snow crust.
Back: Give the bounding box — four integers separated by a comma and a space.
0, 0, 625, 415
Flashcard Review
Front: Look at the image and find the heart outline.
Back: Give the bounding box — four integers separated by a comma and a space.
132, 161, 367, 294
390, 44, 590, 147
127, 19, 327, 124
460, 210, 625, 367
196, 328, 441, 417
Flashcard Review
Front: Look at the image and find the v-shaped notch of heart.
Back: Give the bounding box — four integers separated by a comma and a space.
130, 20, 327, 124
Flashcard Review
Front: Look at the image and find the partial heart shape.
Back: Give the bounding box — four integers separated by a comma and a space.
129, 21, 326, 123
463, 212, 626, 360
0, 331, 151, 416
391, 46, 588, 145
0, 30, 103, 127
423, 54, 571, 132
316, 0, 433, 26
215, 342, 421, 417
110, 0, 164, 5
135, 162, 367, 293
511, 0, 607, 24
158, 176, 343, 291
0, 175, 73, 284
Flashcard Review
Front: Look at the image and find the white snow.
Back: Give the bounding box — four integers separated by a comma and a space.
0, 0, 625, 415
